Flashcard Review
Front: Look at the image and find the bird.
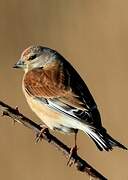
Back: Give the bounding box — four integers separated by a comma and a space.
13, 45, 127, 155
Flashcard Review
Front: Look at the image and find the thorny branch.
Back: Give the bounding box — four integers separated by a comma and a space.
0, 100, 107, 180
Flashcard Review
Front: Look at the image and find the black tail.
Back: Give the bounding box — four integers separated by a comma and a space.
86, 127, 127, 151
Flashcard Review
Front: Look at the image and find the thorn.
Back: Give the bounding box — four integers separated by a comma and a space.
1, 111, 16, 125
15, 106, 19, 113
1, 111, 8, 116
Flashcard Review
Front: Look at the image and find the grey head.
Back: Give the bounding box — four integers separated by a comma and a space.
13, 45, 58, 72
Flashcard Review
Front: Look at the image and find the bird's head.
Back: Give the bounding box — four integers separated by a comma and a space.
13, 45, 57, 72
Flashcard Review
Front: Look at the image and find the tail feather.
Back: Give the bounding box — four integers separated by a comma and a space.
105, 133, 127, 150
87, 132, 107, 151
82, 125, 127, 151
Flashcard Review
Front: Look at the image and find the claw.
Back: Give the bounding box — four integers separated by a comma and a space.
35, 126, 49, 143
67, 146, 78, 167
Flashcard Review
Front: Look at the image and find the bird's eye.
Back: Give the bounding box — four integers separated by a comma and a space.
28, 54, 37, 61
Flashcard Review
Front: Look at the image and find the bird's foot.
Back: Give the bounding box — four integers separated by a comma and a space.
67, 145, 78, 167
35, 125, 49, 143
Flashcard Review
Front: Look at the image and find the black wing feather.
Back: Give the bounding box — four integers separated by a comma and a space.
60, 55, 102, 128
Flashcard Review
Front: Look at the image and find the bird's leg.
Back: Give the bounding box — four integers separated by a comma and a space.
35, 124, 49, 143
67, 130, 78, 166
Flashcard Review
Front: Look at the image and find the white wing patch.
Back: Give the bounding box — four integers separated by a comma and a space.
35, 97, 108, 150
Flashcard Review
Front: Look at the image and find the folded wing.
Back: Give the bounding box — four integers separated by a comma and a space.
23, 57, 102, 129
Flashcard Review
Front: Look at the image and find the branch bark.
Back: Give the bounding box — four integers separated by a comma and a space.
0, 100, 107, 180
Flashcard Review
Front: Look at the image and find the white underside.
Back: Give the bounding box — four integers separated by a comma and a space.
26, 95, 88, 132
24, 92, 107, 149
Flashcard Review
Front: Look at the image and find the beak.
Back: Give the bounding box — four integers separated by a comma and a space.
13, 59, 24, 69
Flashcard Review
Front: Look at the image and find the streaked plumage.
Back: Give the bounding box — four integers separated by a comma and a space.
14, 45, 127, 151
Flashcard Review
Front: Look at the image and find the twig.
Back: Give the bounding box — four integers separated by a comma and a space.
0, 100, 107, 180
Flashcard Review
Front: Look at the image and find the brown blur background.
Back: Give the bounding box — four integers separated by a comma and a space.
0, 1, 128, 180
